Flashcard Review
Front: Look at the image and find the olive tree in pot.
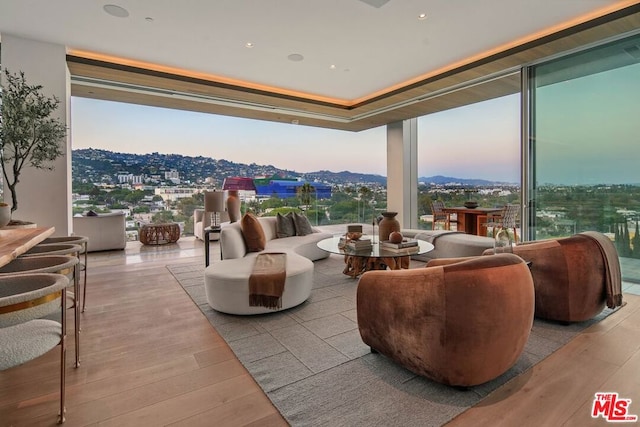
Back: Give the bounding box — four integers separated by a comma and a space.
0, 69, 66, 227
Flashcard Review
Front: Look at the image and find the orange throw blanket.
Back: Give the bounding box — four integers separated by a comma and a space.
249, 252, 287, 309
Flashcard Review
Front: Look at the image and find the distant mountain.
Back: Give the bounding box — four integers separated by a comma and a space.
72, 149, 387, 186
419, 175, 516, 186
301, 170, 386, 185
72, 149, 513, 188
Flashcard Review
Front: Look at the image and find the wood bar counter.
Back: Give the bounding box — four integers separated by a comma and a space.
0, 227, 55, 267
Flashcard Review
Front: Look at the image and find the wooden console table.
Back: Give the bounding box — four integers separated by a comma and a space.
139, 223, 181, 245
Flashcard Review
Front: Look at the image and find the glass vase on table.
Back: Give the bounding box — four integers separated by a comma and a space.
493, 228, 513, 254
371, 215, 377, 244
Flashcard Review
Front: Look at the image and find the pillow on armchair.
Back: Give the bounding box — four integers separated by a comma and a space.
241, 212, 266, 252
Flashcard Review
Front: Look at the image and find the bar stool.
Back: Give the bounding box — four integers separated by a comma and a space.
38, 236, 89, 312
0, 255, 81, 367
0, 273, 70, 423
22, 244, 84, 318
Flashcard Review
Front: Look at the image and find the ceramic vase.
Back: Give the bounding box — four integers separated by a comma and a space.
378, 211, 400, 242
226, 190, 241, 223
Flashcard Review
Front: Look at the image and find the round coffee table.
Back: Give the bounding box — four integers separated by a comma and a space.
317, 236, 434, 278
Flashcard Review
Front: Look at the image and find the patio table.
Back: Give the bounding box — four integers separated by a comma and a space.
442, 207, 502, 236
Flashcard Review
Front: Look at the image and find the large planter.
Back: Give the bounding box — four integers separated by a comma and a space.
227, 190, 241, 223
378, 211, 400, 242
0, 204, 11, 228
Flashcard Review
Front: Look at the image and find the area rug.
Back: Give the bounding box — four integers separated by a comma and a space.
168, 255, 618, 427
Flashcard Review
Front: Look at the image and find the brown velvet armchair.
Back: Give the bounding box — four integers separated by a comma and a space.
357, 253, 534, 387
506, 232, 622, 323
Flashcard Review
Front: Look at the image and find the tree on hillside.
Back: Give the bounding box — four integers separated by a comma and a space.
152, 210, 175, 224
297, 183, 315, 215
358, 186, 372, 222
124, 190, 147, 205
623, 221, 632, 257
632, 221, 640, 259
177, 196, 200, 218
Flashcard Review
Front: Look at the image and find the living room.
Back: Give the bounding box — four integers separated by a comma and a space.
2, 2, 640, 425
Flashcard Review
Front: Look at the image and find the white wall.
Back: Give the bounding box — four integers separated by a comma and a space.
1, 34, 72, 235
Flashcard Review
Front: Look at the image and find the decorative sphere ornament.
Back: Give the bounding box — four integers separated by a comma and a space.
389, 231, 403, 244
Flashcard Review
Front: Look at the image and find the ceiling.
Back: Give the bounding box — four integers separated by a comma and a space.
1, 1, 640, 131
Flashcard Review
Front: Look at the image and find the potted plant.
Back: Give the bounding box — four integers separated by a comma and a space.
0, 69, 67, 226
0, 202, 10, 228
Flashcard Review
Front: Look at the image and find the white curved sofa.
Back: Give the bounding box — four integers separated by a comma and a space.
204, 216, 331, 315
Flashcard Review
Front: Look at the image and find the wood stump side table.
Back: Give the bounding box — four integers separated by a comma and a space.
139, 223, 181, 245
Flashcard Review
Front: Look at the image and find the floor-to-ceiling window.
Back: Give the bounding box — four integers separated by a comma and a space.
70, 98, 387, 235
530, 33, 640, 282
416, 93, 521, 230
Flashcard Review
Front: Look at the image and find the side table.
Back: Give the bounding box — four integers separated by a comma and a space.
139, 223, 181, 245
204, 225, 221, 267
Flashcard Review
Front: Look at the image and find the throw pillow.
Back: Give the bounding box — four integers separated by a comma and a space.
276, 212, 296, 238
292, 212, 314, 236
241, 212, 266, 252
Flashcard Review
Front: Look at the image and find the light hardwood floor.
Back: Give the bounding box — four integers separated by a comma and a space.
1, 238, 639, 426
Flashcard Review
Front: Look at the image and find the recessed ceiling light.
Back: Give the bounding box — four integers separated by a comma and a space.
145, 17, 154, 22
245, 42, 254, 48
418, 13, 427, 20
329, 64, 336, 70
103, 4, 129, 18
287, 53, 304, 62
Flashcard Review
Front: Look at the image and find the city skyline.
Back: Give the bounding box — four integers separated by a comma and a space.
71, 94, 521, 183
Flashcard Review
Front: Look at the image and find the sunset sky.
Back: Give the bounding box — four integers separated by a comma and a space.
70, 61, 640, 186
71, 93, 520, 183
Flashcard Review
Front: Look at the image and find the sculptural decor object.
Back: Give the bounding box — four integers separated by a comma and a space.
389, 231, 404, 244
378, 212, 400, 242
227, 190, 241, 223
464, 201, 479, 209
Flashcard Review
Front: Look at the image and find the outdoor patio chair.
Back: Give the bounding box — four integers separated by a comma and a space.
430, 200, 451, 230
484, 203, 519, 242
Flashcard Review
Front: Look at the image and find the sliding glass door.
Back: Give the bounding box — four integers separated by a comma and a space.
529, 33, 640, 282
